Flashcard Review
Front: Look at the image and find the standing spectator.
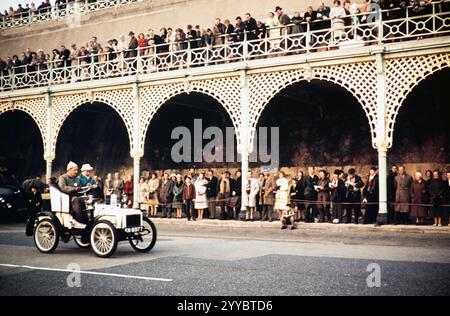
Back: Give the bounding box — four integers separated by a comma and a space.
275, 6, 291, 35
345, 168, 364, 224
274, 171, 290, 220
217, 171, 232, 219
363, 167, 379, 224
330, 170, 346, 223
329, 0, 347, 46
159, 173, 174, 218
126, 31, 138, 71
12, 55, 23, 74
112, 172, 124, 202
429, 170, 446, 227
213, 18, 226, 46
104, 172, 113, 201
244, 13, 258, 41
316, 170, 331, 223
235, 16, 246, 42
186, 25, 198, 49
123, 175, 133, 208
25, 186, 42, 236
304, 166, 318, 223
148, 172, 160, 218
394, 166, 413, 225
291, 11, 305, 35
266, 10, 281, 48
172, 174, 184, 219
137, 33, 148, 55
224, 19, 236, 44
242, 171, 259, 221
194, 172, 208, 220
387, 164, 398, 224
206, 170, 218, 219
183, 176, 196, 221
260, 171, 276, 222
411, 172, 427, 225
292, 171, 306, 221
138, 177, 149, 215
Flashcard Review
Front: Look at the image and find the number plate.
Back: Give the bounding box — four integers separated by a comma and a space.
124, 226, 144, 233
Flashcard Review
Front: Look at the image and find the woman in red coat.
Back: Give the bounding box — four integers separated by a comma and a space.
124, 175, 134, 208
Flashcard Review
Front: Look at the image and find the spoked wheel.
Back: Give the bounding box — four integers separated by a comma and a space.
90, 221, 118, 258
34, 219, 59, 254
74, 235, 90, 249
129, 217, 157, 253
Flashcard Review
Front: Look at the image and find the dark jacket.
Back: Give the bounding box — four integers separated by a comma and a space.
206, 176, 218, 198
244, 17, 258, 40
303, 174, 318, 199
363, 176, 379, 201
126, 36, 139, 58
330, 179, 346, 202
159, 179, 174, 204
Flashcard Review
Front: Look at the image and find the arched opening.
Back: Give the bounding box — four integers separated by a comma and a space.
53, 102, 131, 177
255, 80, 376, 170
143, 92, 237, 171
0, 111, 44, 184
390, 68, 450, 167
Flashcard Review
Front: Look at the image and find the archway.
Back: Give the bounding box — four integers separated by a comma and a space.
390, 68, 450, 167
254, 80, 376, 170
142, 92, 238, 171
53, 102, 131, 177
0, 111, 44, 184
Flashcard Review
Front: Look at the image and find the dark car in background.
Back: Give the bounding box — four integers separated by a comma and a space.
0, 184, 28, 220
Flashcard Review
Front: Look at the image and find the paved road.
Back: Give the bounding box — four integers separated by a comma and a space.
0, 222, 449, 296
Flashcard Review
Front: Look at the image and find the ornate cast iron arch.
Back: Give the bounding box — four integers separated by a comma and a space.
385, 53, 450, 148
51, 89, 135, 156
0, 98, 48, 154
139, 76, 242, 154
248, 63, 379, 150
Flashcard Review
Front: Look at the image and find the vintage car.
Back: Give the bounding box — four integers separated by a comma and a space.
27, 186, 157, 258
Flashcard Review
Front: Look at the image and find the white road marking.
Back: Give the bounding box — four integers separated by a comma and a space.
0, 263, 173, 282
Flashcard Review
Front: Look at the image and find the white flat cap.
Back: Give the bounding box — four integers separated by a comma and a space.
81, 164, 94, 172
67, 161, 78, 171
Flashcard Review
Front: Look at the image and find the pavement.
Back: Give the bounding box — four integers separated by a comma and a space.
0, 221, 449, 296
151, 218, 450, 235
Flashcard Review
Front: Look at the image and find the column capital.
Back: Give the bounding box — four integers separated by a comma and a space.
44, 153, 55, 161
130, 150, 144, 159
375, 141, 389, 152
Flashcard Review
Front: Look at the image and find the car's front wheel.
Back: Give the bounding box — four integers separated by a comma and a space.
34, 219, 59, 254
129, 217, 157, 253
90, 221, 118, 258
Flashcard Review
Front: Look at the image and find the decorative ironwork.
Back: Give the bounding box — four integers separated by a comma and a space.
0, 97, 48, 150
385, 52, 450, 148
51, 89, 135, 155
139, 76, 242, 152
248, 62, 379, 148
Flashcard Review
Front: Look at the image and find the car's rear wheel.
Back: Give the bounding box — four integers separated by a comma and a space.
34, 219, 59, 253
129, 217, 157, 253
90, 221, 118, 258
74, 235, 90, 249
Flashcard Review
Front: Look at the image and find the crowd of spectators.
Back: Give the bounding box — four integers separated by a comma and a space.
0, 1, 449, 84
0, 0, 136, 20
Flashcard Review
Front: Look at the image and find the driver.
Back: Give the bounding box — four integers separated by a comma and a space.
58, 161, 88, 224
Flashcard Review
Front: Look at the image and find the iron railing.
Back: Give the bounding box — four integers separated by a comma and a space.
1, 1, 449, 91
0, 0, 140, 30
